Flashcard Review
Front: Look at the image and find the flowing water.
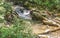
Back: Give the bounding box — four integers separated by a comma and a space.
14, 6, 32, 20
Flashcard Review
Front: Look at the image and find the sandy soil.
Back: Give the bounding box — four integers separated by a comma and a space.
31, 23, 60, 38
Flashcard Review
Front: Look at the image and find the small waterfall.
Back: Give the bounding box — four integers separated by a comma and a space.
14, 6, 32, 20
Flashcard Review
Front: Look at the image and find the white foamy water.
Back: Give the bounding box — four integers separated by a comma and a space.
14, 6, 32, 20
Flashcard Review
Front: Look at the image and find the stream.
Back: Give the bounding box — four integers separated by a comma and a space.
14, 6, 32, 20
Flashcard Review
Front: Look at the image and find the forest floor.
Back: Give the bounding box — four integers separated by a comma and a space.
31, 23, 60, 38
0, 5, 60, 38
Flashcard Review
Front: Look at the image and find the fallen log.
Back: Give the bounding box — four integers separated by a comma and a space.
43, 19, 60, 27
39, 27, 60, 35
52, 19, 60, 24
54, 13, 60, 16
54, 17, 60, 21
36, 27, 60, 38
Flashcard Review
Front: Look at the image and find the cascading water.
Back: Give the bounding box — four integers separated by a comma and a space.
14, 6, 32, 20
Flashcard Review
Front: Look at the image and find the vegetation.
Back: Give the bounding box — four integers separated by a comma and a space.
0, 0, 35, 38
0, 0, 60, 38
10, 0, 60, 10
